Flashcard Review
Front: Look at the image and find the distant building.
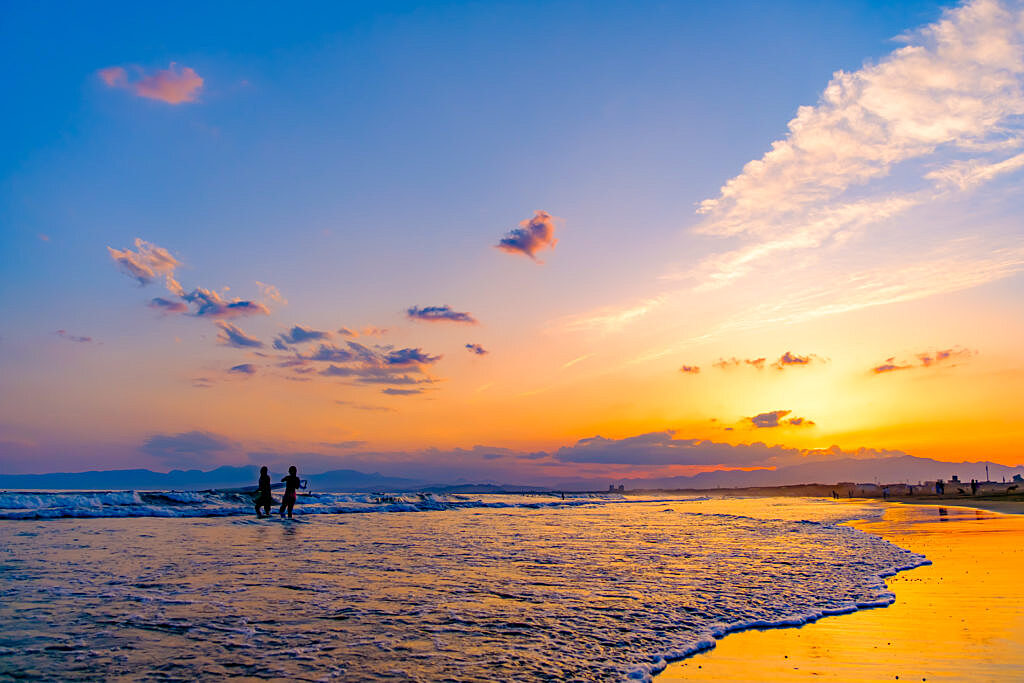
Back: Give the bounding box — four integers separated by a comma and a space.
951, 475, 960, 483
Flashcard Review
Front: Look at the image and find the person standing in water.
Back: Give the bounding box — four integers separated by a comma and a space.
254, 466, 274, 518
279, 465, 301, 518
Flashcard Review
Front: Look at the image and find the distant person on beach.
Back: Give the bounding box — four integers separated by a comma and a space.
254, 466, 274, 518
279, 465, 301, 518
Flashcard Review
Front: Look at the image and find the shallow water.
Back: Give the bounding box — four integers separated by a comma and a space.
0, 496, 925, 681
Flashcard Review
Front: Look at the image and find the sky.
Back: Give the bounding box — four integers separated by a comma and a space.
2, 0, 1023, 481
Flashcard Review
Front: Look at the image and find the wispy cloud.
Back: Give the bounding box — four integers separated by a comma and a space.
465, 343, 488, 355
382, 387, 425, 396
693, 0, 1024, 287
561, 295, 667, 334
98, 63, 204, 105
108, 239, 179, 286
229, 363, 257, 375
713, 357, 766, 370
679, 365, 700, 374
215, 321, 264, 349
496, 210, 558, 261
561, 353, 595, 369
55, 330, 92, 343
407, 305, 478, 324
872, 347, 975, 374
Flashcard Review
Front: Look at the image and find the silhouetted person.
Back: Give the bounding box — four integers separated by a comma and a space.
279, 465, 301, 518
971, 479, 978, 495
254, 466, 274, 518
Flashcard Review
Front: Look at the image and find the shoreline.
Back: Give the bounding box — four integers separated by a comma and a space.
656, 501, 1024, 681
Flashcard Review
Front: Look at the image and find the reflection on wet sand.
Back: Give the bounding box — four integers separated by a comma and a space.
660, 503, 1024, 681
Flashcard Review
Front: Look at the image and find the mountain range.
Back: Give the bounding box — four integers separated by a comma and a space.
2, 454, 1022, 492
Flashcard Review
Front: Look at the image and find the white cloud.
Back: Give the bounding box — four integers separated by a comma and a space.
695, 0, 1024, 280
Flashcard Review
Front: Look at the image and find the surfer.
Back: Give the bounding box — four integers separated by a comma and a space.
254, 466, 274, 518
279, 465, 301, 518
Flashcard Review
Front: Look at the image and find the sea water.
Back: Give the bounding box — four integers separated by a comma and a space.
0, 494, 926, 681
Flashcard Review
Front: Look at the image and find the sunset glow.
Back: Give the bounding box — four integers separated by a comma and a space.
2, 0, 1023, 481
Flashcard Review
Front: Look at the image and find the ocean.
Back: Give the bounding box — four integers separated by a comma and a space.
0, 492, 927, 681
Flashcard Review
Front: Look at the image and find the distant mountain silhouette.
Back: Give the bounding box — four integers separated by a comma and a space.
2, 454, 1021, 492
0, 465, 426, 492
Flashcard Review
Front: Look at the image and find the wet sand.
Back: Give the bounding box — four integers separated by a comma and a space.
658, 502, 1024, 682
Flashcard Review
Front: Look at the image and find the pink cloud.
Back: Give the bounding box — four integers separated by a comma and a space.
98, 63, 204, 105
496, 210, 558, 261
679, 365, 700, 374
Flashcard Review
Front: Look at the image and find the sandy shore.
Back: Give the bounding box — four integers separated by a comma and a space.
658, 502, 1024, 681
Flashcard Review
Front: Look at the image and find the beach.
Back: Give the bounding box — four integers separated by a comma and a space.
659, 502, 1024, 682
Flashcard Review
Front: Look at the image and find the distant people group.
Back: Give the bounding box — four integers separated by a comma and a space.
253, 465, 303, 518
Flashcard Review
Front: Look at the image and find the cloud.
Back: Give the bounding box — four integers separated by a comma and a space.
148, 297, 188, 313
292, 340, 442, 387
339, 326, 388, 337
139, 430, 231, 467
98, 63, 204, 104
496, 210, 558, 260
679, 365, 700, 374
181, 288, 270, 319
215, 321, 264, 348
465, 343, 488, 355
229, 363, 257, 375
872, 347, 975, 373
276, 325, 330, 347
712, 353, 820, 371
747, 410, 815, 428
713, 357, 766, 370
335, 400, 395, 412
561, 296, 668, 334
407, 305, 478, 324
108, 239, 179, 286
256, 281, 287, 306
693, 0, 1024, 288
382, 387, 425, 395
55, 330, 92, 343
552, 431, 834, 467
772, 351, 822, 369
872, 358, 913, 374
319, 440, 368, 449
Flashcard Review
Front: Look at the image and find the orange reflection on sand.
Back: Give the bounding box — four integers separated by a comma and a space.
660, 503, 1024, 681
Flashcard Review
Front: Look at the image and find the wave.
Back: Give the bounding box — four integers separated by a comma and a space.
0, 490, 683, 520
